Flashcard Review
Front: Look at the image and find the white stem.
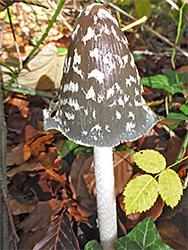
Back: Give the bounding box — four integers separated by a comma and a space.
94, 146, 117, 250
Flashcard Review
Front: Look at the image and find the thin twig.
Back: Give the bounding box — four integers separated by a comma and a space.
165, 0, 179, 11
7, 7, 22, 69
2, 85, 55, 99
46, 0, 73, 32
0, 62, 16, 74
0, 15, 6, 53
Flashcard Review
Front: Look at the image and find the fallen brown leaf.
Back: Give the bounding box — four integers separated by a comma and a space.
19, 199, 64, 232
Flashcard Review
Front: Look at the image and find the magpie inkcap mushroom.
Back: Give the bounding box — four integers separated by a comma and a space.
43, 3, 159, 147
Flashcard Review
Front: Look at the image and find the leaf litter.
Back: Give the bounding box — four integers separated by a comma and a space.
1, 1, 188, 249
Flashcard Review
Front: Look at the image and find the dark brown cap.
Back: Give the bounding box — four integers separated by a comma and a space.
44, 3, 159, 147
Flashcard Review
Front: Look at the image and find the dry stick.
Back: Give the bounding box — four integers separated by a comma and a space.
7, 7, 23, 70
3, 85, 55, 99
0, 86, 18, 250
101, 0, 188, 57
0, 15, 6, 53
0, 85, 8, 250
4, 0, 66, 96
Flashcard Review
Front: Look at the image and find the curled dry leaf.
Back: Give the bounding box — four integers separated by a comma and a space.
70, 155, 96, 211
7, 142, 30, 166
8, 199, 36, 215
38, 147, 58, 170
6, 113, 27, 134
17, 43, 65, 90
33, 213, 80, 250
26, 134, 54, 157
7, 160, 44, 177
19, 199, 64, 232
68, 203, 92, 224
4, 94, 29, 117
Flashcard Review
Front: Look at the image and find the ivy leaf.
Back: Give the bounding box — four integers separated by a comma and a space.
84, 240, 103, 250
158, 169, 183, 208
115, 217, 173, 250
123, 175, 158, 215
133, 150, 166, 174
115, 237, 141, 249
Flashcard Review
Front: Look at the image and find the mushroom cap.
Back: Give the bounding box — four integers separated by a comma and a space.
43, 3, 159, 147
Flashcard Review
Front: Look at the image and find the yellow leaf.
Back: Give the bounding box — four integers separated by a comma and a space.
158, 169, 183, 208
123, 174, 158, 215
133, 149, 166, 174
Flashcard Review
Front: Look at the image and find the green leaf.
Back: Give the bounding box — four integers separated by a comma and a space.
180, 103, 188, 115
133, 149, 166, 174
159, 169, 183, 208
74, 146, 93, 156
57, 47, 68, 55
57, 140, 78, 159
162, 69, 188, 86
141, 71, 188, 94
115, 217, 173, 249
115, 237, 141, 250
166, 112, 188, 121
123, 175, 158, 215
141, 74, 169, 89
134, 0, 151, 18
84, 240, 103, 250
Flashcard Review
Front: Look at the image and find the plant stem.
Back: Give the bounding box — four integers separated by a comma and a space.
0, 62, 16, 74
2, 86, 55, 99
94, 146, 117, 250
171, 2, 185, 71
172, 130, 188, 171
4, 0, 66, 96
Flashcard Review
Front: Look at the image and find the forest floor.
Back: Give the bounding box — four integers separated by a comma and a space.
1, 1, 188, 249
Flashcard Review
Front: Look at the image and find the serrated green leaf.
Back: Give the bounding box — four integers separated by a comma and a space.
134, 0, 151, 18
123, 175, 158, 215
159, 169, 183, 208
84, 240, 103, 250
180, 104, 188, 115
115, 217, 173, 250
166, 112, 188, 121
133, 149, 166, 174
